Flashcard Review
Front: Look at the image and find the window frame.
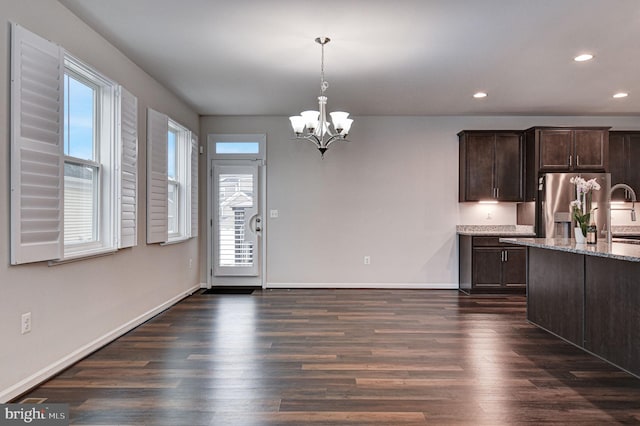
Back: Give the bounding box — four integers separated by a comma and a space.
62, 54, 118, 259
167, 119, 191, 242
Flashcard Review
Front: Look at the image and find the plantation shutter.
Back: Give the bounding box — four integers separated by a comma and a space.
10, 23, 64, 264
146, 108, 168, 244
190, 133, 199, 238
119, 87, 138, 248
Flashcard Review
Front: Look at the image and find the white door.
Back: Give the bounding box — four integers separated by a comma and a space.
212, 162, 262, 281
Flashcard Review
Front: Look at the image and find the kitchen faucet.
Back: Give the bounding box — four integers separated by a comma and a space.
607, 183, 637, 244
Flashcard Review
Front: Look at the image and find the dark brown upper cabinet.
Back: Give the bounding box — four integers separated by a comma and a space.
525, 127, 610, 200
609, 131, 640, 201
458, 130, 524, 202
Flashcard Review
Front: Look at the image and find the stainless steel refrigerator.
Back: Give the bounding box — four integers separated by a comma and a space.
535, 172, 610, 239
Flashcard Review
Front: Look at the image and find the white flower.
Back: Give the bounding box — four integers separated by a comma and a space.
570, 200, 582, 209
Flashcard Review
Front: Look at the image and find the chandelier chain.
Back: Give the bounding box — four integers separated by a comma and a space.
320, 41, 328, 94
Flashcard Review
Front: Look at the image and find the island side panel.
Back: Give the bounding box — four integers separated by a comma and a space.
527, 247, 584, 346
585, 256, 640, 377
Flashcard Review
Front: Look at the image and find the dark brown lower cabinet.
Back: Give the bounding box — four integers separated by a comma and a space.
585, 256, 640, 377
459, 235, 526, 294
527, 247, 640, 377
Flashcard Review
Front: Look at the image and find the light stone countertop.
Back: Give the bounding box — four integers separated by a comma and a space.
611, 226, 640, 236
456, 225, 536, 236
499, 237, 640, 263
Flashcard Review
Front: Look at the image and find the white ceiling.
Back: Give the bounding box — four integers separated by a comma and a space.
59, 0, 640, 117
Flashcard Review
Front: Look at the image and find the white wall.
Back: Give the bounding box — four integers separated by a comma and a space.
201, 115, 640, 288
0, 1, 201, 401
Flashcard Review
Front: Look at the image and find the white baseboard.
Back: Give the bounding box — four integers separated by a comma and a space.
0, 284, 200, 403
199, 282, 209, 289
265, 282, 458, 289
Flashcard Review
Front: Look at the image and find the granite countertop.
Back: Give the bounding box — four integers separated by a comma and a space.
456, 225, 536, 236
500, 237, 640, 263
611, 226, 640, 236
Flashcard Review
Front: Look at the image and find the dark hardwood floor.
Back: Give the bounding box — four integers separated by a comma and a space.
18, 289, 640, 425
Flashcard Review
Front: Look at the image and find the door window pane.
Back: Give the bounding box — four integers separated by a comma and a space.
218, 174, 254, 267
215, 142, 259, 154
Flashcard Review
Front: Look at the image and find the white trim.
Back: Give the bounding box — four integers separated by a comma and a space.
265, 282, 458, 289
0, 284, 199, 403
160, 236, 191, 246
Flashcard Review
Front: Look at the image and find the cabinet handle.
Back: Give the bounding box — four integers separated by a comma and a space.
569, 155, 572, 167
576, 155, 580, 166
501, 251, 505, 262
496, 187, 500, 198
505, 250, 508, 262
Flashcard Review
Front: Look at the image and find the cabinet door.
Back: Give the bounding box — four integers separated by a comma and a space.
608, 132, 627, 201
464, 133, 495, 200
574, 130, 607, 170
539, 130, 572, 170
502, 248, 526, 287
494, 134, 523, 201
625, 133, 640, 200
472, 248, 502, 288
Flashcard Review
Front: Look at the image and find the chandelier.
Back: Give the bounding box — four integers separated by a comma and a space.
289, 37, 353, 157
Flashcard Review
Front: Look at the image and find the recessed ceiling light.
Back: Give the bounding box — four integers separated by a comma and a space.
473, 92, 488, 98
574, 54, 594, 62
613, 92, 629, 98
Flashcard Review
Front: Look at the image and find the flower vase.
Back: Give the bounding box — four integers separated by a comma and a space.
574, 227, 586, 244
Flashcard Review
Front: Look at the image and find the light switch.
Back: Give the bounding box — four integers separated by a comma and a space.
270, 209, 279, 218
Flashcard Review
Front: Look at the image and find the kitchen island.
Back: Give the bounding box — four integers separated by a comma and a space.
501, 237, 640, 378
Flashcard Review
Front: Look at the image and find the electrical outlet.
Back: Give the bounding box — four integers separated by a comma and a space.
21, 312, 31, 335
270, 209, 279, 218
364, 256, 371, 265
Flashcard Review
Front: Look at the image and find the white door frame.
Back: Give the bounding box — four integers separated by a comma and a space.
206, 134, 267, 288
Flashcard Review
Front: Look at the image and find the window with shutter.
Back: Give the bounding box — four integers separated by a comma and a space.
146, 109, 197, 244
11, 23, 138, 263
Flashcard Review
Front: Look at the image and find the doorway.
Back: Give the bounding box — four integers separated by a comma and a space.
207, 134, 266, 287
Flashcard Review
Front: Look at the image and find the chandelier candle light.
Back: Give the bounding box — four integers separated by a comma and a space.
289, 37, 353, 157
